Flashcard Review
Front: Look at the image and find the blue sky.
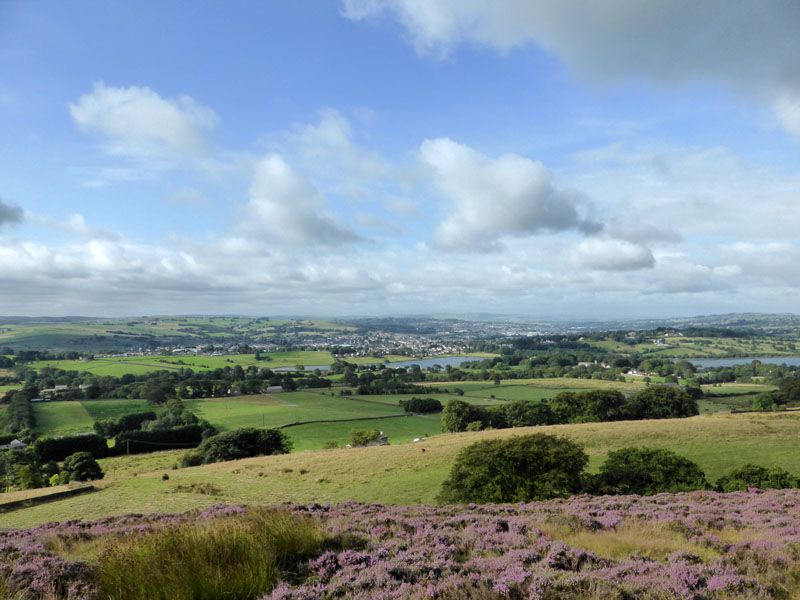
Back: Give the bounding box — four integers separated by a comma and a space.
1, 1, 800, 318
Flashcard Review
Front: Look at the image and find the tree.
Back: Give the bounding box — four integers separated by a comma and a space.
190, 428, 292, 464
716, 464, 799, 492
626, 386, 699, 420
437, 434, 588, 504
597, 447, 708, 495
63, 451, 104, 482
441, 399, 486, 432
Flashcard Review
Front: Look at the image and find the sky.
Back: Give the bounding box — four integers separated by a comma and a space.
1, 1, 800, 319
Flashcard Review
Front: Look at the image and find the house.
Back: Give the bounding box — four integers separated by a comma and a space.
265, 385, 284, 394
0, 439, 26, 450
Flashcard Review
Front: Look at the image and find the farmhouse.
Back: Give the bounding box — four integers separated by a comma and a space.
0, 439, 26, 450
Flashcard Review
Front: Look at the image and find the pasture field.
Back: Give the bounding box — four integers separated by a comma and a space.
284, 415, 442, 451
0, 384, 21, 395
27, 350, 337, 376
23, 378, 763, 443
588, 335, 800, 358
184, 392, 403, 432
4, 411, 800, 529
32, 401, 94, 436
81, 399, 153, 421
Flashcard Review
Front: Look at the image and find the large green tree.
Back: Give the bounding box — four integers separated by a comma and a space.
437, 434, 588, 504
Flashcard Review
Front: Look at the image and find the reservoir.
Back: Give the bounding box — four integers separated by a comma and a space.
272, 355, 482, 372
692, 356, 800, 368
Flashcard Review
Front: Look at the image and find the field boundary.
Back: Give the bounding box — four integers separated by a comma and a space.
0, 485, 96, 514
280, 413, 412, 428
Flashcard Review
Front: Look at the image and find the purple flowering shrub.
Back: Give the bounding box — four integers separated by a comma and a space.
3, 491, 800, 599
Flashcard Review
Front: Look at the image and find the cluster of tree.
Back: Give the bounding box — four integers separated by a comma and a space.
440, 387, 699, 433
5, 391, 35, 434
3, 363, 309, 405
752, 375, 800, 410
700, 361, 800, 386
93, 411, 157, 437
437, 434, 800, 504
0, 447, 103, 491
102, 400, 216, 455
180, 428, 291, 466
345, 368, 427, 395
398, 397, 443, 413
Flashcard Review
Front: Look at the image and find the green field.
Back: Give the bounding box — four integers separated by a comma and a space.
185, 392, 404, 432
5, 411, 800, 529
28, 350, 337, 376
284, 415, 441, 451
32, 401, 94, 436
588, 335, 800, 359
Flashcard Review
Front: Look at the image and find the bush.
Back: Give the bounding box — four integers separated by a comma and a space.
63, 451, 104, 482
716, 464, 800, 492
597, 447, 708, 495
349, 428, 381, 446
400, 397, 443, 413
194, 428, 292, 464
437, 433, 588, 504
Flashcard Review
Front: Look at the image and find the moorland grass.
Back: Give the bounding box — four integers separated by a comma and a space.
86, 507, 322, 600
5, 411, 800, 529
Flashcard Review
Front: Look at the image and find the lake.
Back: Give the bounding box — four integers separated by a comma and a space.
692, 356, 800, 368
273, 355, 483, 372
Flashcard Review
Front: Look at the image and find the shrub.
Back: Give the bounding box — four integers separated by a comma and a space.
349, 428, 381, 446
597, 447, 708, 495
716, 464, 800, 492
194, 428, 292, 464
94, 508, 322, 600
437, 433, 588, 504
63, 451, 104, 482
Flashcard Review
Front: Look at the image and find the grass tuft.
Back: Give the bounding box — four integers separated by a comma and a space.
94, 508, 321, 600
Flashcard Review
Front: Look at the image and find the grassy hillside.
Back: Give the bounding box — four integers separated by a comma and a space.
4, 410, 800, 529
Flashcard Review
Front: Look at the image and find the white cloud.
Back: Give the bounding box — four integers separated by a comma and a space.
570, 237, 654, 271
344, 1, 800, 139
289, 109, 387, 181
569, 142, 800, 241
69, 82, 218, 164
241, 154, 361, 246
421, 138, 602, 251
772, 92, 800, 139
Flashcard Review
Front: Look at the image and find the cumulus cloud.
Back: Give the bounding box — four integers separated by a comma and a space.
69, 81, 218, 164
241, 154, 361, 246
421, 138, 602, 251
289, 109, 386, 181
570, 237, 655, 271
344, 1, 800, 138
0, 198, 23, 227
